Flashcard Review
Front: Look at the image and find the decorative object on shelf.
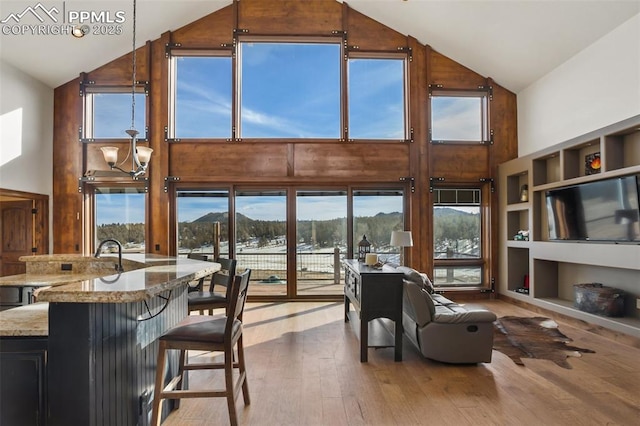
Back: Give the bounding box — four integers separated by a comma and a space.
493, 316, 595, 369
584, 152, 601, 175
519, 184, 528, 202
574, 283, 625, 317
357, 235, 371, 262
390, 230, 413, 266
513, 230, 529, 241
515, 274, 530, 294
365, 253, 378, 266
99, 0, 152, 179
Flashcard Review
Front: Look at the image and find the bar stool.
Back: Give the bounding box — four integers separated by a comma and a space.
188, 257, 237, 315
151, 269, 251, 426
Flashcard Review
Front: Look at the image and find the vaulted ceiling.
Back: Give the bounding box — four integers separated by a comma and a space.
0, 0, 638, 93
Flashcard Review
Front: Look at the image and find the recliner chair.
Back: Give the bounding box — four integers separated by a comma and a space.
397, 266, 496, 364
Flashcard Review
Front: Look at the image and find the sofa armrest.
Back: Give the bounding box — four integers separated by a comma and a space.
433, 304, 497, 324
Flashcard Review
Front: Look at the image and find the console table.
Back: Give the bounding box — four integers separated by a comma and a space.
342, 259, 404, 362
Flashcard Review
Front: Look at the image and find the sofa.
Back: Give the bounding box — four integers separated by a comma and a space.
395, 266, 497, 364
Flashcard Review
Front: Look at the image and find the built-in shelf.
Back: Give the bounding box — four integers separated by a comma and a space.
532, 152, 560, 186
563, 138, 600, 180
499, 114, 640, 338
506, 171, 529, 205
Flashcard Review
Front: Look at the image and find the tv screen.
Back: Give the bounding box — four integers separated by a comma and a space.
546, 175, 640, 242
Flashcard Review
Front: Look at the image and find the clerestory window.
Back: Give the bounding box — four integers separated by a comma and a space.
169, 53, 233, 139
238, 40, 341, 139
347, 56, 407, 140
83, 88, 147, 140
430, 90, 489, 143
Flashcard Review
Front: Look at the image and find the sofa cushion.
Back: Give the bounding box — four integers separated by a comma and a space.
396, 266, 434, 294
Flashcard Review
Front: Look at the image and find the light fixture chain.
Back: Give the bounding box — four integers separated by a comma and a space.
130, 0, 137, 131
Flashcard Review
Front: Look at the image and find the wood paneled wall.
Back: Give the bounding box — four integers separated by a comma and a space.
53, 0, 517, 285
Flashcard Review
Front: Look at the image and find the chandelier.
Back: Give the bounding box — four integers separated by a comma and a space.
99, 0, 152, 178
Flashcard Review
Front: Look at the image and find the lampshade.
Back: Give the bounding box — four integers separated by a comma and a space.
100, 146, 119, 165
136, 146, 153, 164
390, 230, 413, 247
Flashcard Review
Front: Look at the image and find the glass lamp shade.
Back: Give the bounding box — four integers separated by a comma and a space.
100, 146, 119, 165
390, 230, 413, 247
136, 146, 153, 164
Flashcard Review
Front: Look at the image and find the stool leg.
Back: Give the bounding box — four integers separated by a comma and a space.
224, 345, 238, 426
237, 335, 250, 405
151, 341, 167, 426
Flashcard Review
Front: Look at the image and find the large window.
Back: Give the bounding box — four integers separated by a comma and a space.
170, 55, 232, 139
238, 41, 341, 138
433, 188, 482, 287
430, 91, 488, 143
85, 91, 147, 139
94, 187, 146, 253
348, 57, 406, 139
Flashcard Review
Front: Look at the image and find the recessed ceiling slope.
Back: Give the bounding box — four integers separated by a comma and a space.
0, 0, 638, 93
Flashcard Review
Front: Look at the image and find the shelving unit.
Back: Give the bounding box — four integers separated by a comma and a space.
498, 114, 640, 339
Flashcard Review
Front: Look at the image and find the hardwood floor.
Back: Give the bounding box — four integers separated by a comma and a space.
160, 300, 640, 426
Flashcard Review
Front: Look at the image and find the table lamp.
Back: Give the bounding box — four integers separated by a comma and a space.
390, 230, 413, 266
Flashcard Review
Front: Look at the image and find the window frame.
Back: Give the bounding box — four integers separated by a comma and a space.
236, 36, 344, 141
81, 84, 149, 142
346, 52, 409, 142
167, 49, 234, 142
432, 184, 490, 289
429, 88, 490, 145
84, 183, 149, 255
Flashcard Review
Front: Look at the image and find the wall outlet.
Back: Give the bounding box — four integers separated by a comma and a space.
61, 263, 72, 271
637, 298, 640, 310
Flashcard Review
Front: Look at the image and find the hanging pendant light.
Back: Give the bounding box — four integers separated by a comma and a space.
99, 0, 152, 179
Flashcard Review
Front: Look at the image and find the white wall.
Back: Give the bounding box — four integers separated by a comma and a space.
0, 60, 54, 196
517, 13, 640, 156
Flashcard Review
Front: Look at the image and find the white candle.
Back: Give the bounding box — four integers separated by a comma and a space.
365, 253, 378, 266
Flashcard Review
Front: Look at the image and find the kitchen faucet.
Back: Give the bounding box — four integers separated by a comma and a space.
94, 238, 124, 272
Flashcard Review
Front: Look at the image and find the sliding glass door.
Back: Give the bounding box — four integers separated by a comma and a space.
353, 189, 405, 264
296, 190, 347, 296
173, 186, 405, 298
176, 189, 230, 258
235, 189, 288, 297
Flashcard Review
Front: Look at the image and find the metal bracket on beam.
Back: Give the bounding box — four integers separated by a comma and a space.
164, 176, 180, 192
397, 46, 412, 61
427, 84, 444, 97
165, 42, 182, 58
429, 176, 445, 192
478, 84, 493, 100
79, 79, 95, 96
164, 126, 181, 143
480, 177, 495, 193
399, 176, 415, 193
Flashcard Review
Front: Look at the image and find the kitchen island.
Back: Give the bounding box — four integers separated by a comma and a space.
0, 254, 220, 426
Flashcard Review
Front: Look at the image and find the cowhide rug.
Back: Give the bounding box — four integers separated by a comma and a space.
493, 316, 595, 369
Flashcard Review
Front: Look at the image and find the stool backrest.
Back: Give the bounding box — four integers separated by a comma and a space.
227, 269, 252, 330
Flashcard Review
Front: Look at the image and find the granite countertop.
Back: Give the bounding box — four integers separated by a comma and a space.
0, 302, 49, 337
0, 254, 220, 304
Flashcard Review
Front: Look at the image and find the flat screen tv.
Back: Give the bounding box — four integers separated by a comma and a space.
545, 174, 640, 242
